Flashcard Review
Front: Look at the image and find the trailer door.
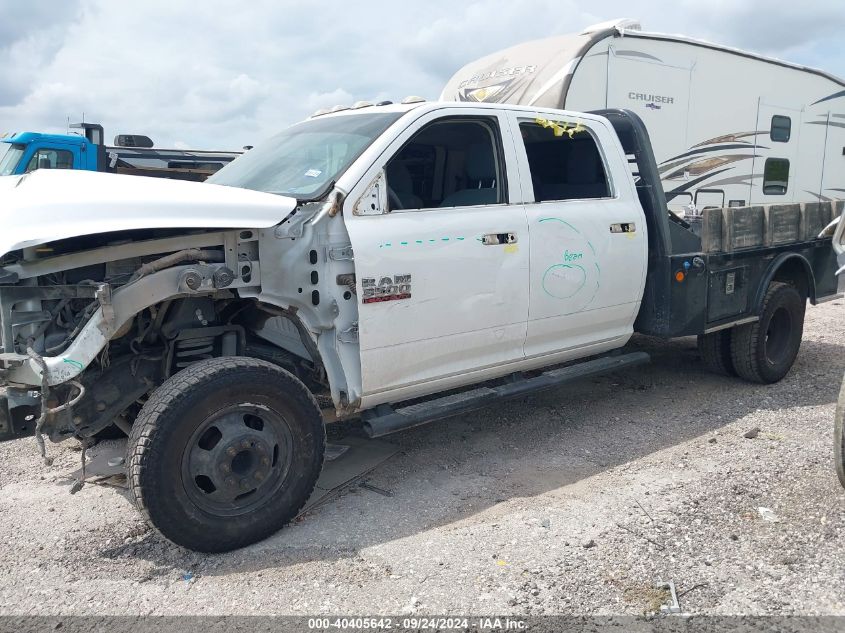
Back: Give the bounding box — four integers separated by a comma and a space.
819, 112, 845, 202
605, 44, 693, 169
751, 100, 802, 204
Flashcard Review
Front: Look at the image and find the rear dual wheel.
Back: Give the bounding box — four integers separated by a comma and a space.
730, 282, 805, 384
697, 329, 735, 376
127, 357, 325, 552
699, 282, 805, 384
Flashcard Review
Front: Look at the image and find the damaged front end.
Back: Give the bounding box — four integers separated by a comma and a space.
0, 242, 247, 453
0, 169, 300, 451
0, 278, 100, 445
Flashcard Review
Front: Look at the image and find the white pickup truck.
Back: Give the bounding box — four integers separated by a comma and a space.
0, 101, 840, 551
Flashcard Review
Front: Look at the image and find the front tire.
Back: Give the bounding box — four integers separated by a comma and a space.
730, 282, 805, 384
127, 357, 325, 552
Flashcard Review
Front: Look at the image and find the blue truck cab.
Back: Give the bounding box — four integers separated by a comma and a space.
0, 123, 239, 181
0, 123, 105, 176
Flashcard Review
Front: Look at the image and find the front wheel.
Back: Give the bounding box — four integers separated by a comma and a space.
127, 357, 325, 552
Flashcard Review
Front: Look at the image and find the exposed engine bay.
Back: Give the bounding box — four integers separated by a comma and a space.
0, 216, 353, 452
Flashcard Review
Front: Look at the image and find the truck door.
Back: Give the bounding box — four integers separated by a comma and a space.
20, 143, 78, 173
344, 109, 529, 401
506, 111, 648, 359
750, 100, 802, 204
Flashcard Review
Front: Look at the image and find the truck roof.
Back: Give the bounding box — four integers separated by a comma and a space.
2, 131, 87, 146
307, 99, 611, 122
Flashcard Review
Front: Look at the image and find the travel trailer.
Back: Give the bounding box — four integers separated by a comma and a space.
441, 19, 845, 213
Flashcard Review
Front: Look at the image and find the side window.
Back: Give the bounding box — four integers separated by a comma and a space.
519, 121, 609, 202
25, 149, 74, 172
385, 118, 505, 211
763, 158, 789, 195
770, 115, 791, 143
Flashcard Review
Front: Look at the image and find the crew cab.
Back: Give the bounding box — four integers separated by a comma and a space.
0, 101, 840, 552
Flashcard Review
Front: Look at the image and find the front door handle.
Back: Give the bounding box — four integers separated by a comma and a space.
482, 232, 518, 245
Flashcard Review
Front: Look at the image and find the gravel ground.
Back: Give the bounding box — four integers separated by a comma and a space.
0, 298, 843, 617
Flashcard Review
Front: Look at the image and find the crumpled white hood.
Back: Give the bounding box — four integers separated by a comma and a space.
0, 169, 297, 256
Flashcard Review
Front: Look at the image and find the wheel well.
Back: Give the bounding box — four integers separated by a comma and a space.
769, 256, 814, 303
119, 296, 325, 388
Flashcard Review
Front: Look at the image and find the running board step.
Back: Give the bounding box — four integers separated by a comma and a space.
361, 351, 650, 438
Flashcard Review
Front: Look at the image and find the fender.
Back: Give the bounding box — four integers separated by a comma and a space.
753, 252, 816, 313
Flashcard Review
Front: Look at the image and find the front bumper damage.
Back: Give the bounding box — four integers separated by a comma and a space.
0, 263, 238, 445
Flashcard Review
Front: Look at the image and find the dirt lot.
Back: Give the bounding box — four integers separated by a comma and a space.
0, 299, 843, 617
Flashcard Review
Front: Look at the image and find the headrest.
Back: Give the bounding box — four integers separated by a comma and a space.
566, 142, 602, 185
466, 143, 496, 181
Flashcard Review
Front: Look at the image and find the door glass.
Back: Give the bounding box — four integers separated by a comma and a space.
763, 158, 789, 195
518, 122, 609, 201
25, 149, 74, 172
770, 115, 791, 142
385, 118, 505, 210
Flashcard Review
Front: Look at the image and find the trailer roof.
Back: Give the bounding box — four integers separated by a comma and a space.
440, 20, 845, 107
624, 29, 845, 89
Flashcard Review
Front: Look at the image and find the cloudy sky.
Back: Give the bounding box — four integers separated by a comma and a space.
1, 0, 844, 150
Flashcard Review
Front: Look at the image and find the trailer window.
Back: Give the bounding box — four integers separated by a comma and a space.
763, 158, 789, 195
518, 122, 609, 202
25, 149, 74, 172
770, 116, 791, 143
385, 117, 506, 210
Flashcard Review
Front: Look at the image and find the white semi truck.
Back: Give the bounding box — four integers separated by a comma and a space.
0, 100, 840, 551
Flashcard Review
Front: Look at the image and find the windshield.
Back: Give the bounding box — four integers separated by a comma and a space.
0, 144, 24, 176
208, 112, 402, 198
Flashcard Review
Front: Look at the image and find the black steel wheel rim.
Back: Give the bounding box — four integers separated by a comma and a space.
181, 403, 294, 516
764, 306, 792, 366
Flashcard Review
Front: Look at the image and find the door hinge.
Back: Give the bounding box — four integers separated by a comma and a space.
328, 245, 354, 261
337, 322, 359, 344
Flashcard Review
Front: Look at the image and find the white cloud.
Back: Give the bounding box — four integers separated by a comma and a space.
0, 0, 842, 149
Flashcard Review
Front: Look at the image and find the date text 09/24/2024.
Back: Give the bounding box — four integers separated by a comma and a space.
307, 617, 527, 630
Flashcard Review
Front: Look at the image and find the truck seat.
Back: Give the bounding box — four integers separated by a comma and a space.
538, 143, 608, 201
440, 143, 499, 207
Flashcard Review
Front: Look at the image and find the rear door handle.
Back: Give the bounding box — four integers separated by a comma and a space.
610, 222, 636, 234
482, 232, 518, 245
